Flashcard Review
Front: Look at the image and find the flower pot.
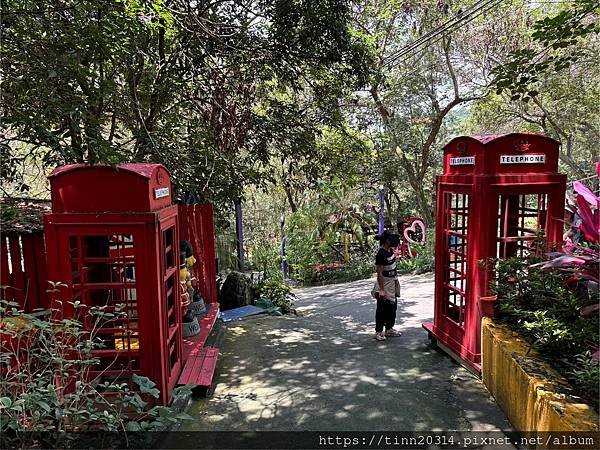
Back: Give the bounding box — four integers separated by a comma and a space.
479, 295, 497, 317
182, 316, 200, 338
188, 298, 207, 317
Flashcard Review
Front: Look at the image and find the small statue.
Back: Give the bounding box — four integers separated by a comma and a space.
181, 241, 207, 318
180, 241, 200, 338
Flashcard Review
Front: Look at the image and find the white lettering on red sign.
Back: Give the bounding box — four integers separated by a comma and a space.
155, 187, 169, 199
500, 154, 546, 164
449, 156, 475, 166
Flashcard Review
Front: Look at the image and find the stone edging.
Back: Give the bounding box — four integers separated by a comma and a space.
481, 317, 599, 434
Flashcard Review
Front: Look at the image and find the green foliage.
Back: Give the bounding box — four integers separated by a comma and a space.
349, 0, 495, 225
285, 207, 327, 281
310, 258, 374, 284
457, 0, 598, 178
493, 256, 599, 409
254, 278, 296, 313
396, 245, 434, 275
1, 0, 370, 207
246, 241, 281, 278
493, 1, 599, 102
284, 180, 379, 282
0, 299, 192, 446
571, 352, 600, 405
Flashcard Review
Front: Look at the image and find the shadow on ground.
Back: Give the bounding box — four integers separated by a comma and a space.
178, 274, 512, 433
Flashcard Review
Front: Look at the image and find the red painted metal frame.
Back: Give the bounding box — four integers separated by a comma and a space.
424, 133, 566, 371
44, 164, 182, 406
49, 163, 173, 213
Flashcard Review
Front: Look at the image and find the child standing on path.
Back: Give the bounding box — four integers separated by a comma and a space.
373, 230, 402, 341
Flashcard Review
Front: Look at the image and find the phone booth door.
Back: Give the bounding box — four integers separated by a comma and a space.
440, 191, 471, 345
65, 230, 144, 382
159, 217, 182, 395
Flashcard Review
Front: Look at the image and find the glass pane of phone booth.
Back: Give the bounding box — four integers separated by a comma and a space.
443, 193, 469, 329
496, 193, 548, 258
69, 234, 140, 379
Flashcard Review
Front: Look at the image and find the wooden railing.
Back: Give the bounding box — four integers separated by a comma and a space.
0, 231, 50, 311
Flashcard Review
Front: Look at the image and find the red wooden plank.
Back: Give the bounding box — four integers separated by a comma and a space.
196, 304, 219, 347
197, 205, 209, 302
178, 362, 191, 385
198, 348, 219, 386
181, 304, 219, 361
184, 355, 205, 385
201, 204, 217, 304
179, 349, 205, 385
0, 236, 12, 300
178, 203, 218, 305
181, 357, 199, 385
178, 347, 219, 386
190, 205, 206, 301
178, 365, 190, 385
188, 351, 206, 382
8, 236, 25, 309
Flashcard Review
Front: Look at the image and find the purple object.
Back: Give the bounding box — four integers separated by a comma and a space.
379, 186, 385, 236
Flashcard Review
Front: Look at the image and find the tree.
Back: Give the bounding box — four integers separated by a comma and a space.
470, 0, 599, 179
1, 0, 370, 207
465, 74, 599, 180
350, 0, 491, 225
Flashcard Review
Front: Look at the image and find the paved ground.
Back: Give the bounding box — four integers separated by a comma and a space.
179, 274, 513, 433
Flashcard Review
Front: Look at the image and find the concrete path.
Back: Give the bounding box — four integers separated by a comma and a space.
180, 274, 513, 432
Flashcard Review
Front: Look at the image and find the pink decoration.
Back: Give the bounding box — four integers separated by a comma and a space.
403, 219, 426, 244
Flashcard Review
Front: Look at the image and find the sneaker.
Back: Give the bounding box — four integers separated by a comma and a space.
375, 332, 386, 341
385, 328, 402, 337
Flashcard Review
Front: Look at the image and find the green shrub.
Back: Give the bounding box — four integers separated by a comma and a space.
254, 278, 296, 313
396, 244, 434, 274
285, 201, 377, 282
571, 352, 600, 404
309, 258, 374, 283
246, 240, 281, 277
0, 297, 192, 447
494, 256, 599, 409
285, 209, 322, 281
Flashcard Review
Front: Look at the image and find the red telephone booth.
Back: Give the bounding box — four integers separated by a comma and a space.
44, 164, 182, 405
423, 133, 566, 373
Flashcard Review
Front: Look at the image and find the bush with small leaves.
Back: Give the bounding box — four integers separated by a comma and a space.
253, 278, 296, 313
0, 296, 192, 448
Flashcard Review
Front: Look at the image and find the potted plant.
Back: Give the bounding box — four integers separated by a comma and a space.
479, 295, 497, 317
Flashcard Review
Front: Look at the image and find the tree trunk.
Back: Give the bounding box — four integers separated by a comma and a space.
283, 182, 297, 213
413, 183, 434, 226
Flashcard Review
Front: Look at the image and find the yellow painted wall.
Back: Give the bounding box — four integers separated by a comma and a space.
482, 318, 599, 433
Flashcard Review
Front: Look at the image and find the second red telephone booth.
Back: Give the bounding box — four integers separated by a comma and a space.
423, 133, 566, 372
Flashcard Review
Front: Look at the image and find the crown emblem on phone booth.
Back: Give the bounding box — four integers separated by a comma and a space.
456, 142, 467, 155
515, 138, 531, 152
